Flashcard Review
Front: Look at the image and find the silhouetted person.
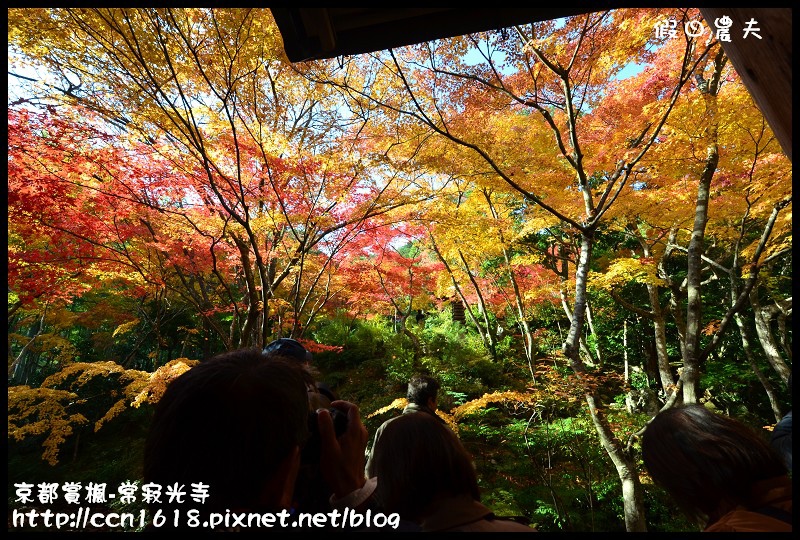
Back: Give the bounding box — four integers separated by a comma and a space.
261, 338, 346, 515
770, 373, 792, 473
143, 348, 372, 531
641, 404, 792, 532
369, 412, 536, 532
364, 374, 445, 477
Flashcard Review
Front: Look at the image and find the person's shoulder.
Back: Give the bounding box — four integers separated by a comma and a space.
486, 518, 538, 532
383, 415, 401, 426
448, 518, 537, 532
372, 414, 401, 435
705, 507, 792, 532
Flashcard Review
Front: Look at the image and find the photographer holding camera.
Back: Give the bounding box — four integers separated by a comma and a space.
143, 347, 374, 531
260, 338, 359, 515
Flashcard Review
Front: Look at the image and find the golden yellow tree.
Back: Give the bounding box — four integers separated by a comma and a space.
312, 8, 790, 530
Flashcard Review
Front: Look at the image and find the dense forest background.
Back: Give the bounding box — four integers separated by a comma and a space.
8, 8, 791, 532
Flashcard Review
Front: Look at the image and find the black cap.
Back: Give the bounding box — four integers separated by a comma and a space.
263, 338, 312, 363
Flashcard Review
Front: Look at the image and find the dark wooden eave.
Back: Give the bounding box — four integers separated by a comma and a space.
270, 8, 594, 62
271, 8, 792, 161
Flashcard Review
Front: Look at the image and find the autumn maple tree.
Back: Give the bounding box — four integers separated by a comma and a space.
8, 8, 422, 356
7, 7, 791, 533
310, 7, 791, 531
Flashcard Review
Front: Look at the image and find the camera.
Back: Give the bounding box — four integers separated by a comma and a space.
293, 386, 349, 514
294, 406, 348, 514
310, 407, 348, 437
302, 407, 348, 464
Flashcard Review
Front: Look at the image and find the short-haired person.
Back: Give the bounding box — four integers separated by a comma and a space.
641, 404, 792, 532
142, 347, 374, 531
369, 412, 536, 532
364, 374, 445, 477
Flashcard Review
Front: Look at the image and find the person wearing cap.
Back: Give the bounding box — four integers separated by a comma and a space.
263, 338, 339, 405
263, 337, 313, 363
264, 338, 363, 518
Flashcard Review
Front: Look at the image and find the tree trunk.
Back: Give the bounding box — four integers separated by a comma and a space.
430, 235, 495, 354
459, 250, 498, 359
751, 294, 792, 383
586, 392, 647, 532
564, 232, 648, 532
558, 254, 597, 368
681, 51, 724, 404
734, 312, 784, 421
483, 189, 536, 379
8, 308, 47, 385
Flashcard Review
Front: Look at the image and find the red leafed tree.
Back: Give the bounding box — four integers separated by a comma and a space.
8, 8, 423, 360
8, 106, 153, 310
335, 222, 443, 356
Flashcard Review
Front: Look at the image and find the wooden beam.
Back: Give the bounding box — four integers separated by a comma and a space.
700, 8, 792, 162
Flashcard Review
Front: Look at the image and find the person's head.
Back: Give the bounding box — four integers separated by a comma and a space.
371, 412, 479, 521
143, 348, 311, 523
263, 338, 335, 412
264, 337, 327, 390
641, 404, 788, 525
407, 375, 440, 410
